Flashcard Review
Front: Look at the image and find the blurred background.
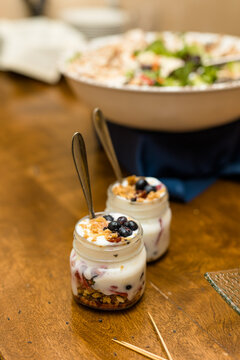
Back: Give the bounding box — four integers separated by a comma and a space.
1, 0, 240, 202
1, 0, 240, 35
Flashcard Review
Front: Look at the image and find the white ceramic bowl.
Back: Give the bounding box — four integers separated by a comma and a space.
60, 32, 240, 132
59, 7, 130, 39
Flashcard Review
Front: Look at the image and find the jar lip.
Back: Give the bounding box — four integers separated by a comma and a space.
108, 179, 168, 205
74, 211, 143, 254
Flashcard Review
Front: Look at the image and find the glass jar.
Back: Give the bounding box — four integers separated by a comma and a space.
70, 212, 146, 311
106, 177, 172, 262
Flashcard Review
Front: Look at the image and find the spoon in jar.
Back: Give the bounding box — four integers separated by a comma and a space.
93, 108, 122, 182
72, 132, 95, 219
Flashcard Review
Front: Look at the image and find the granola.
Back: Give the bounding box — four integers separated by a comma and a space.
73, 272, 144, 310
112, 175, 166, 202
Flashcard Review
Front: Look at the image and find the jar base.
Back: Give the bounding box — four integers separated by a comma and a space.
73, 289, 144, 311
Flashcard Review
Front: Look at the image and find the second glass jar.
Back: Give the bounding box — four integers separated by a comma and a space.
106, 179, 172, 262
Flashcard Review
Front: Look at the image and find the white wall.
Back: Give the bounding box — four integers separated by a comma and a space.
1, 0, 240, 36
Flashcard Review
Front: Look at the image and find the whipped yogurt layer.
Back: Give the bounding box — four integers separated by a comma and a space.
76, 213, 139, 247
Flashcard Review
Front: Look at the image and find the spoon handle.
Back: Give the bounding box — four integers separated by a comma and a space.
93, 108, 122, 182
72, 132, 95, 219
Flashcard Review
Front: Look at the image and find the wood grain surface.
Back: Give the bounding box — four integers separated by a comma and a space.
0, 72, 239, 360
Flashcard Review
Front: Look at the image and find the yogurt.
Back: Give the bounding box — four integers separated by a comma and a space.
106, 176, 172, 262
70, 212, 146, 310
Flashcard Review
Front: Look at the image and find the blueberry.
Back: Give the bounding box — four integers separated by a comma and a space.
135, 178, 148, 190
131, 197, 137, 202
117, 216, 127, 225
118, 226, 132, 237
145, 184, 156, 194
108, 221, 120, 232
127, 220, 138, 231
103, 215, 114, 222
126, 285, 132, 290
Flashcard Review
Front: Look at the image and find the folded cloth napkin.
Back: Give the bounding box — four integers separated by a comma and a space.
107, 118, 240, 202
0, 17, 86, 83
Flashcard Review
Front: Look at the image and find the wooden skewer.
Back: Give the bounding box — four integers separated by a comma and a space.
148, 312, 174, 360
112, 339, 168, 360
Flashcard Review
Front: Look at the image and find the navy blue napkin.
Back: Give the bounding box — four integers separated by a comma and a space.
107, 119, 240, 202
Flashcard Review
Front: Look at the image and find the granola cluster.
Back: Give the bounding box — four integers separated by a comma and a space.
113, 175, 165, 202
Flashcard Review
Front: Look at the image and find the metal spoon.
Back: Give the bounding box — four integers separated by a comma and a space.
93, 108, 122, 182
72, 132, 95, 219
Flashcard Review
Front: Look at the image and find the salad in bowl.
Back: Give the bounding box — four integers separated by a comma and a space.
66, 29, 240, 88
61, 30, 240, 131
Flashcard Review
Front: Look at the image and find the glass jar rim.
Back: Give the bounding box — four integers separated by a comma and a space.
108, 179, 168, 206
73, 211, 143, 261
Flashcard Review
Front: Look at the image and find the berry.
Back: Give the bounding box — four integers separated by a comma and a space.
131, 197, 137, 202
117, 216, 127, 225
127, 220, 138, 231
108, 221, 120, 232
135, 178, 148, 190
145, 184, 156, 194
103, 215, 114, 222
118, 226, 132, 237
126, 285, 132, 290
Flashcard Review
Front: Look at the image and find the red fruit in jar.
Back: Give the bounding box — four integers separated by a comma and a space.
155, 218, 163, 245
111, 290, 128, 297
82, 276, 90, 288
75, 271, 81, 280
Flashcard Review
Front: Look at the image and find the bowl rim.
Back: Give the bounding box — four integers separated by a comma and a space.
60, 30, 240, 94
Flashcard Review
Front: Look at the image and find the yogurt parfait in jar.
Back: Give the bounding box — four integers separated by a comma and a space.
70, 212, 146, 310
106, 176, 172, 262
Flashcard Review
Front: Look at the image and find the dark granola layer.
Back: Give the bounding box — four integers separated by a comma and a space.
73, 287, 144, 311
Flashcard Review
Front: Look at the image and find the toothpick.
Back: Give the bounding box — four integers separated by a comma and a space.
148, 313, 174, 360
112, 339, 168, 360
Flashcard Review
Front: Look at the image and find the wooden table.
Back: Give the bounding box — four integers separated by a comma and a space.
0, 72, 239, 360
